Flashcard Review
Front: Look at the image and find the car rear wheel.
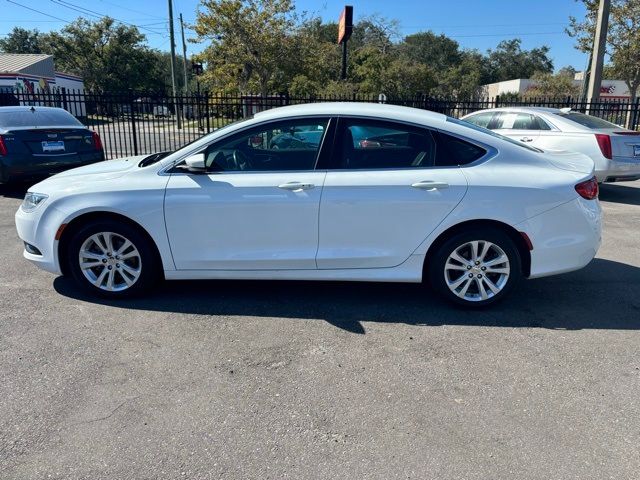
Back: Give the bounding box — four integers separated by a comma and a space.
428, 228, 521, 307
67, 220, 159, 298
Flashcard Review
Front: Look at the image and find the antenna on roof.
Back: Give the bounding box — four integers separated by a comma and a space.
30, 106, 35, 112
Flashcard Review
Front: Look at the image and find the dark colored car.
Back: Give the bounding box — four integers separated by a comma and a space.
0, 106, 104, 183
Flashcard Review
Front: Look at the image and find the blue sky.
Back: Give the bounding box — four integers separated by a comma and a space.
1, 0, 590, 71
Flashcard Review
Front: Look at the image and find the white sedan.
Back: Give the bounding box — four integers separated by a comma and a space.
15, 103, 601, 307
462, 106, 640, 183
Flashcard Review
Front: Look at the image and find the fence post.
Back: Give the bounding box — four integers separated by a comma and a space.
128, 89, 138, 155
495, 95, 500, 108
204, 91, 210, 133
630, 96, 640, 131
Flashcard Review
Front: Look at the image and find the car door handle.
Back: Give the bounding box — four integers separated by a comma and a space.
411, 181, 449, 190
520, 137, 534, 142
278, 182, 315, 191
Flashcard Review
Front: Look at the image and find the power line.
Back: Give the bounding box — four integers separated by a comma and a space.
6, 0, 72, 24
50, 0, 168, 36
96, 0, 166, 21
401, 22, 569, 29
446, 31, 566, 38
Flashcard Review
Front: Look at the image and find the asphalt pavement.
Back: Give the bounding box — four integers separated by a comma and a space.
1, 181, 639, 479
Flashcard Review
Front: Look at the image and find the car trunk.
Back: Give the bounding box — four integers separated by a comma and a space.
4, 128, 96, 156
609, 130, 640, 159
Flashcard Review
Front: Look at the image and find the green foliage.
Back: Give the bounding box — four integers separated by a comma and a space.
42, 18, 164, 92
568, 0, 640, 99
486, 39, 554, 82
1, 0, 560, 99
399, 31, 461, 72
0, 27, 44, 54
525, 71, 581, 98
193, 0, 297, 95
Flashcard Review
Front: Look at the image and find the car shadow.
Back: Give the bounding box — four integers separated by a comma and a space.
53, 258, 640, 334
599, 183, 640, 206
0, 181, 32, 199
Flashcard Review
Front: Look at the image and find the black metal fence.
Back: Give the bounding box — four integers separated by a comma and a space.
3, 89, 640, 160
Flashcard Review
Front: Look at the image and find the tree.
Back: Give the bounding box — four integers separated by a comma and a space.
41, 18, 159, 92
399, 31, 461, 72
568, 0, 640, 126
426, 50, 489, 98
486, 39, 554, 82
192, 0, 297, 95
524, 71, 581, 98
0, 27, 44, 54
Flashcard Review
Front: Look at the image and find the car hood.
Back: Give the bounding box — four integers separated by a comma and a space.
29, 155, 148, 193
541, 149, 595, 175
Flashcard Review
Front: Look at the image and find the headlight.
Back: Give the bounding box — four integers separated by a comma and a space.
21, 192, 49, 212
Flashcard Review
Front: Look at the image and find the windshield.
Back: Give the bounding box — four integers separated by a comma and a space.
447, 117, 543, 152
554, 112, 621, 130
0, 108, 83, 128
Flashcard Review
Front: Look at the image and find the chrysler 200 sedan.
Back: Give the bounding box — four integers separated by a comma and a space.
15, 103, 602, 307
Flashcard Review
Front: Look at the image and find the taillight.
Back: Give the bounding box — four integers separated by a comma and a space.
92, 131, 103, 151
0, 135, 7, 156
595, 134, 612, 159
575, 177, 599, 200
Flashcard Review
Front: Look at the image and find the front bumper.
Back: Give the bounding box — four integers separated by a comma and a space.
15, 205, 65, 275
515, 197, 602, 278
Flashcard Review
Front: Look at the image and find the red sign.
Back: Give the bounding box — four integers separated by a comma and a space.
338, 6, 353, 44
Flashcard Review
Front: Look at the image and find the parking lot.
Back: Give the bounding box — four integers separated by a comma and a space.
1, 181, 639, 479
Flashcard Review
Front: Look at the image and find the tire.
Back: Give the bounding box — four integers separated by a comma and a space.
428, 227, 522, 307
67, 220, 159, 298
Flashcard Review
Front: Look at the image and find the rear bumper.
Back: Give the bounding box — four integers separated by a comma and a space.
0, 152, 104, 183
598, 157, 640, 183
515, 197, 601, 278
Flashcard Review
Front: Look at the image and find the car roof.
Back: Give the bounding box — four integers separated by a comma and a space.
254, 102, 448, 125
0, 106, 70, 113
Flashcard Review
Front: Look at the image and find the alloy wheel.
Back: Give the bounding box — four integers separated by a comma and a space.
78, 231, 142, 292
443, 240, 510, 302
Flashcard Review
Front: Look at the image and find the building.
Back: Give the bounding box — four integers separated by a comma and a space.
481, 74, 636, 101
0, 53, 86, 115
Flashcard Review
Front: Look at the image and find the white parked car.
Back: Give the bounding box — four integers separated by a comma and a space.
461, 106, 640, 183
15, 103, 602, 307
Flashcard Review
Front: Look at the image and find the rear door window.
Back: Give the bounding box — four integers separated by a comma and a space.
336, 119, 436, 169
493, 112, 542, 130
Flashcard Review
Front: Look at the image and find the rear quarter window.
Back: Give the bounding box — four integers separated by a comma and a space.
554, 112, 621, 129
433, 131, 486, 166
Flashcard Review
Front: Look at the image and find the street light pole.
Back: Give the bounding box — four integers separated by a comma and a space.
586, 0, 611, 104
179, 13, 189, 94
168, 0, 182, 128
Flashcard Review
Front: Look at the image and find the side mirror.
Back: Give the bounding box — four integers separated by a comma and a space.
184, 153, 206, 173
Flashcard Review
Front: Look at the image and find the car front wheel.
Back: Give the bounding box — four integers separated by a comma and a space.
67, 220, 159, 298
429, 228, 522, 307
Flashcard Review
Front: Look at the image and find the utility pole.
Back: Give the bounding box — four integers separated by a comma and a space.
586, 0, 610, 104
168, 0, 182, 128
179, 13, 188, 94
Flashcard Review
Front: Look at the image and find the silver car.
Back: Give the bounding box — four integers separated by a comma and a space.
462, 107, 640, 183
